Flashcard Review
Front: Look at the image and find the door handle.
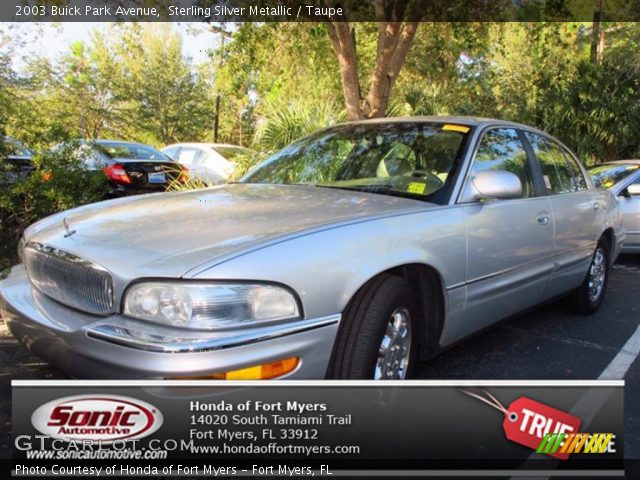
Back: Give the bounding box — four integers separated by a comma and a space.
593, 202, 601, 211
537, 214, 550, 225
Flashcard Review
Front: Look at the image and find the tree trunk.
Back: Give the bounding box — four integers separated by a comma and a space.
326, 22, 362, 120
590, 0, 603, 63
325, 0, 422, 120
364, 21, 419, 117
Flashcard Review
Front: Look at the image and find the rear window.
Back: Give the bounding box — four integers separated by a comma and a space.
4, 139, 32, 157
588, 163, 640, 189
95, 143, 168, 161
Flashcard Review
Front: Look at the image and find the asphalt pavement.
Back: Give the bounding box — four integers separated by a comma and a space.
1, 255, 639, 463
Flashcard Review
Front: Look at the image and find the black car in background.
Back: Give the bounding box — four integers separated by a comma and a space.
0, 138, 33, 184
69, 140, 188, 197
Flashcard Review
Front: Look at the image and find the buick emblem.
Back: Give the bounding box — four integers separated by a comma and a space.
63, 218, 77, 238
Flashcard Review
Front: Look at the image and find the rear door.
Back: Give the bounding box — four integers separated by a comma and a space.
523, 132, 603, 298
454, 127, 554, 341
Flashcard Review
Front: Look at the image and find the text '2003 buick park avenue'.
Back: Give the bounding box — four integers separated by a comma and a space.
0, 117, 624, 380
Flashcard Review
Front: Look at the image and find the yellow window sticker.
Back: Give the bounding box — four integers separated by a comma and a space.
442, 124, 470, 133
407, 182, 426, 194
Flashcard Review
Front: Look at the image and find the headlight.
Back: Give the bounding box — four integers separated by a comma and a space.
123, 282, 300, 329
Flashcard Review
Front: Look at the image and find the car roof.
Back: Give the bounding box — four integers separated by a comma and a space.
163, 142, 253, 150
345, 115, 526, 128
338, 115, 559, 138
598, 159, 640, 166
92, 139, 153, 148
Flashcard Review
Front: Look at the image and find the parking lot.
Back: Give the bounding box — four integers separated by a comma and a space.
1, 255, 639, 461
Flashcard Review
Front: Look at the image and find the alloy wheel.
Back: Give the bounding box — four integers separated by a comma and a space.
374, 307, 412, 379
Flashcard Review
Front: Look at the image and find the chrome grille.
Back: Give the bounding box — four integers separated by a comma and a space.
24, 242, 115, 315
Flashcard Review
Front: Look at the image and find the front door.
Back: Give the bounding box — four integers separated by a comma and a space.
452, 127, 554, 342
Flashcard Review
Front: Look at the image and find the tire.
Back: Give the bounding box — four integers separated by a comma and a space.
326, 274, 419, 379
565, 236, 610, 314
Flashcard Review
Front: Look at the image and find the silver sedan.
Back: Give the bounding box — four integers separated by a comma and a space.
0, 117, 625, 379
588, 160, 640, 253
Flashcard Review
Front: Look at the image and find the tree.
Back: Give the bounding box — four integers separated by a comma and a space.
541, 53, 640, 163
57, 36, 119, 139
112, 24, 215, 145
325, 0, 424, 120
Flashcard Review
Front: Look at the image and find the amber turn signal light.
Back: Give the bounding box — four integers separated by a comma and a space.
166, 357, 299, 380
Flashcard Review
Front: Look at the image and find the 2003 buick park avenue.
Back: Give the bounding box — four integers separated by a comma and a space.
0, 117, 624, 380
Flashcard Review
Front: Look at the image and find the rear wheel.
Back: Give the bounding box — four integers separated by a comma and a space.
326, 274, 418, 379
565, 236, 610, 314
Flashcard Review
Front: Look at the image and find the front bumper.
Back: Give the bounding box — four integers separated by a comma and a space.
0, 265, 339, 379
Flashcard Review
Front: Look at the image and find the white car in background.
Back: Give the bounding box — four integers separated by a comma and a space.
162, 143, 258, 185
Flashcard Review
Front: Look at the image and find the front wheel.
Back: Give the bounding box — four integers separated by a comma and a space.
326, 274, 418, 379
565, 237, 610, 314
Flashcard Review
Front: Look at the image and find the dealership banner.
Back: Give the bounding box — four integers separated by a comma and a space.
5, 380, 624, 477
3, 0, 640, 22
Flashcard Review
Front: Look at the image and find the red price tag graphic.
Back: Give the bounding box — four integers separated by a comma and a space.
463, 390, 582, 460
503, 397, 581, 460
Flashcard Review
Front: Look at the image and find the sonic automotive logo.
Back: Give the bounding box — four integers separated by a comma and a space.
31, 395, 163, 443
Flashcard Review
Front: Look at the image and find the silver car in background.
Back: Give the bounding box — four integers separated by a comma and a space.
0, 117, 624, 379
162, 143, 258, 185
588, 160, 640, 253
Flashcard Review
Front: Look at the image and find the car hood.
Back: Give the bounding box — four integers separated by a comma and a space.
24, 184, 429, 279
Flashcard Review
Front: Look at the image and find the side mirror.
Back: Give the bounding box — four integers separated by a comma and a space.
462, 170, 523, 202
626, 184, 640, 196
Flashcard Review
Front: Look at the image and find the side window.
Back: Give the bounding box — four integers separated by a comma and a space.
163, 146, 179, 159
177, 148, 203, 168
561, 147, 589, 191
525, 133, 584, 194
471, 128, 534, 198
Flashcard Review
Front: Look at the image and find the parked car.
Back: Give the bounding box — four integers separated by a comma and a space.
588, 160, 640, 253
1, 137, 33, 184
162, 143, 258, 185
59, 140, 187, 197
0, 117, 624, 380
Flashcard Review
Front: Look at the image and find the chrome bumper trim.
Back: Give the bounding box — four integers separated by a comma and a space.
87, 314, 341, 353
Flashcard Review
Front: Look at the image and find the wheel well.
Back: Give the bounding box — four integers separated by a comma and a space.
383, 263, 445, 360
602, 228, 615, 263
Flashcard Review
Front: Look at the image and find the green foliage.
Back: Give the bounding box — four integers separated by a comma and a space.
253, 99, 345, 153
112, 24, 215, 145
213, 23, 342, 146
4, 24, 216, 149
542, 56, 640, 163
0, 143, 108, 269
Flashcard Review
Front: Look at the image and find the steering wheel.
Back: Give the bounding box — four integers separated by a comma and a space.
409, 169, 444, 188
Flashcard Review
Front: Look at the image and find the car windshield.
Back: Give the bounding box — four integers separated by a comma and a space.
588, 163, 640, 188
94, 142, 169, 161
3, 138, 32, 157
241, 122, 469, 204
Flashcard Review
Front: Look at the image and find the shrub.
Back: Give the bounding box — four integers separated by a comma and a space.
0, 142, 108, 269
